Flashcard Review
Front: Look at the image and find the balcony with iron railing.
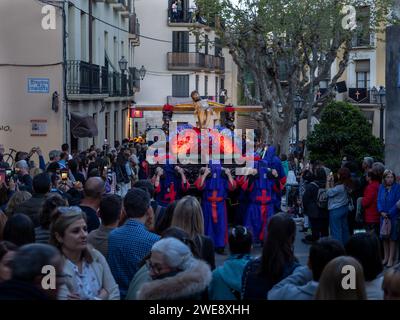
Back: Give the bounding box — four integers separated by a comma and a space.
167, 9, 214, 28
167, 52, 225, 73
347, 87, 372, 104
112, 0, 128, 12
129, 67, 141, 94
129, 13, 140, 46
66, 60, 137, 99
351, 32, 374, 48
66, 61, 101, 95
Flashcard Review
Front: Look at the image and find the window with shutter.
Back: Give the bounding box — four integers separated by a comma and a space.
196, 75, 199, 91
355, 60, 370, 89
172, 31, 189, 52
172, 75, 189, 97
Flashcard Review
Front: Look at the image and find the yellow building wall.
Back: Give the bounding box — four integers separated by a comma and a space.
0, 0, 65, 162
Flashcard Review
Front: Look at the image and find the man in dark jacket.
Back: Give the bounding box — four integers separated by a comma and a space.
15, 160, 33, 193
302, 168, 329, 243
79, 177, 104, 232
15, 172, 51, 227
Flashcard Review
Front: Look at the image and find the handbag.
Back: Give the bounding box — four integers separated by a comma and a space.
380, 217, 391, 239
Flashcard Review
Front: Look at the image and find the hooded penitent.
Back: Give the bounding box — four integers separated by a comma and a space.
244, 160, 275, 242
154, 157, 189, 207
195, 161, 235, 248
262, 146, 286, 211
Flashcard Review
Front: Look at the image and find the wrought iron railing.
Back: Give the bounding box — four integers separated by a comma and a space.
66, 60, 100, 94
167, 52, 225, 72
67, 60, 136, 97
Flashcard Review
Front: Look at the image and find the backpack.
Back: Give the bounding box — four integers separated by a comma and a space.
312, 182, 328, 209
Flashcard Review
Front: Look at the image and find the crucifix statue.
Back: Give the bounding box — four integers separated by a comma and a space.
191, 90, 214, 129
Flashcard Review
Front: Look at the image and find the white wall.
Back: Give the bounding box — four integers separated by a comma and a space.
134, 0, 235, 129
68, 0, 130, 69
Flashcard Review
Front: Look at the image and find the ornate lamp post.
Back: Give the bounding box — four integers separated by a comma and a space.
371, 86, 386, 142
293, 95, 304, 146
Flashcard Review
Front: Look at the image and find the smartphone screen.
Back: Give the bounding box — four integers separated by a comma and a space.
61, 172, 68, 181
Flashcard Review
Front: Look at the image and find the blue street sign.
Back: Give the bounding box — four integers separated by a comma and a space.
27, 78, 50, 93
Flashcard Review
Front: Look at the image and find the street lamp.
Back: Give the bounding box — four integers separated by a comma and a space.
119, 56, 129, 139
293, 95, 304, 146
371, 86, 386, 142
118, 56, 128, 73
139, 65, 147, 80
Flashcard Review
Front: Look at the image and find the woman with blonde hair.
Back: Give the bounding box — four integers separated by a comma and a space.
315, 256, 367, 300
50, 206, 120, 300
5, 191, 32, 216
171, 196, 215, 269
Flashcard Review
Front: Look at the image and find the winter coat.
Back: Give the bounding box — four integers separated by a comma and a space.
208, 254, 252, 300
302, 180, 328, 219
136, 258, 212, 300
361, 180, 380, 224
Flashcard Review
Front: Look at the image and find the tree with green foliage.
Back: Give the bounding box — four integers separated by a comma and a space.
307, 101, 384, 171
194, 0, 393, 150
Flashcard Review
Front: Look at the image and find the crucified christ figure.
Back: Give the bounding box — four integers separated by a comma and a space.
191, 90, 213, 129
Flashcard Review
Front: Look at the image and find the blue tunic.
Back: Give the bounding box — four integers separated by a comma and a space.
197, 164, 230, 248
245, 162, 276, 242
263, 146, 286, 212
155, 164, 187, 207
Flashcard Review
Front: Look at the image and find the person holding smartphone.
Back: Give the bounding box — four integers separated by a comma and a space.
14, 160, 33, 194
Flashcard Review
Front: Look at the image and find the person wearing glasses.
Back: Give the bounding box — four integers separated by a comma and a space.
50, 206, 120, 300
208, 226, 253, 300
125, 226, 201, 300
136, 237, 212, 300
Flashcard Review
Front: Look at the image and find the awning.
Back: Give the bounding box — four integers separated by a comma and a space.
70, 112, 98, 138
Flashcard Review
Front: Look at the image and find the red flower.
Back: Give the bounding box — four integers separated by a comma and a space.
225, 105, 235, 113
163, 104, 174, 112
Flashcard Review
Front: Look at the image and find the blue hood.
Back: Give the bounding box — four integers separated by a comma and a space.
209, 161, 224, 190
